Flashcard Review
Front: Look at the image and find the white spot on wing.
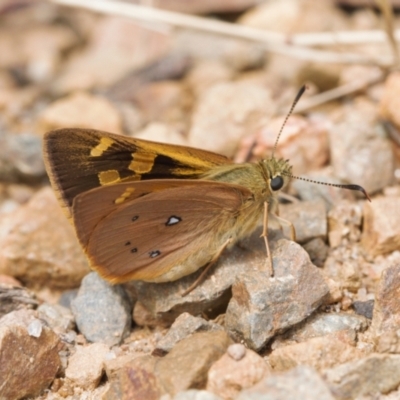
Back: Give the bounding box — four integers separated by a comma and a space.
166, 216, 181, 226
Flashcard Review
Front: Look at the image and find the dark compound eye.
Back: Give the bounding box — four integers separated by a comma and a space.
270, 176, 284, 191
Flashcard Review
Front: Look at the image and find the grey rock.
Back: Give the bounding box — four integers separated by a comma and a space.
302, 237, 328, 268
237, 366, 334, 400
58, 288, 78, 309
279, 199, 327, 244
132, 229, 281, 325
324, 354, 400, 400
278, 312, 369, 343
0, 284, 38, 319
225, 238, 329, 351
71, 272, 132, 346
0, 131, 45, 183
38, 303, 75, 333
156, 313, 223, 354
353, 300, 374, 319
173, 390, 222, 400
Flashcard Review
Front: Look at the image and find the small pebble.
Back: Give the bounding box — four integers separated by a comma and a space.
27, 319, 43, 338
227, 343, 246, 361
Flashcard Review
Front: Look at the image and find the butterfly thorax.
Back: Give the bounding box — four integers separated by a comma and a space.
201, 157, 292, 204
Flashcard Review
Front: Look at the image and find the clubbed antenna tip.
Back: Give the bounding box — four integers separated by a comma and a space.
341, 184, 371, 202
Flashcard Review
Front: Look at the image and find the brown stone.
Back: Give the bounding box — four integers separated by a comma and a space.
362, 196, 400, 256
155, 312, 223, 354
329, 98, 394, 195
0, 274, 22, 286
53, 16, 171, 94
134, 122, 188, 146
328, 200, 363, 248
185, 60, 234, 98
133, 300, 170, 328
239, 0, 347, 33
37, 91, 123, 134
206, 344, 270, 399
189, 82, 274, 157
236, 115, 330, 175
324, 354, 400, 400
279, 199, 327, 244
0, 188, 89, 289
132, 81, 188, 125
104, 355, 161, 400
156, 331, 233, 396
237, 366, 334, 400
375, 330, 400, 354
0, 24, 76, 74
371, 263, 400, 335
0, 309, 61, 400
106, 331, 231, 398
269, 333, 364, 372
322, 247, 362, 293
65, 343, 110, 390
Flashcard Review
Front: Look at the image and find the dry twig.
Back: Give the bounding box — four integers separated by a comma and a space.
50, 0, 396, 66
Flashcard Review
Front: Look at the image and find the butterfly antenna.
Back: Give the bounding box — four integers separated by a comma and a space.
272, 85, 307, 158
281, 172, 371, 202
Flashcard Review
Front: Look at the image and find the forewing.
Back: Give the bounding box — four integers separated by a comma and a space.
43, 128, 231, 218
72, 180, 251, 283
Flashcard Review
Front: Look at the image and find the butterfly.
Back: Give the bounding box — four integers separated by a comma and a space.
43, 86, 370, 295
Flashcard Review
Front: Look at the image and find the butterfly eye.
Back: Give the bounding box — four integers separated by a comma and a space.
270, 176, 284, 191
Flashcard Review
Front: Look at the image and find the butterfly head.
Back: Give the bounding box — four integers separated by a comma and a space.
259, 157, 292, 194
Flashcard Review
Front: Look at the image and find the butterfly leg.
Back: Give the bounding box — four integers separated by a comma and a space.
261, 201, 274, 276
181, 238, 232, 297
275, 215, 296, 241
278, 192, 300, 203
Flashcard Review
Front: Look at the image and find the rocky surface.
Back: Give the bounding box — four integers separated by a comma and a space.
0, 1, 399, 399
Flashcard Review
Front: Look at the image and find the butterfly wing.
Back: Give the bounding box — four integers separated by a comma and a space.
72, 180, 252, 283
43, 128, 231, 218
